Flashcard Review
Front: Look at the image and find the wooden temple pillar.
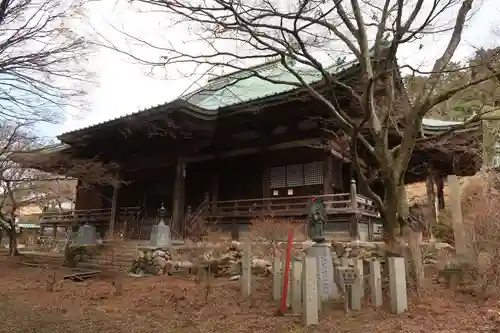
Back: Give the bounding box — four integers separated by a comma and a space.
350, 179, 360, 239
108, 182, 119, 239
172, 156, 186, 238
210, 160, 220, 219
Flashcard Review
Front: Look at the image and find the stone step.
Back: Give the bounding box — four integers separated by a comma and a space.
82, 258, 130, 266
83, 259, 130, 267
78, 262, 127, 272
91, 253, 136, 258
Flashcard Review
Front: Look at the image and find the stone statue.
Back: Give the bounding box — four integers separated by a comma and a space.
307, 196, 326, 242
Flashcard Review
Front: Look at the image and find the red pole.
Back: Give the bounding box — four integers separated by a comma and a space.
281, 230, 293, 314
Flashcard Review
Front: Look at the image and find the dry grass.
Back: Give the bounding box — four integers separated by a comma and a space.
0, 254, 498, 333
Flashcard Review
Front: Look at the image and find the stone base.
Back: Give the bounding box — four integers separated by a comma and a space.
306, 242, 339, 303
311, 236, 326, 243
131, 247, 173, 276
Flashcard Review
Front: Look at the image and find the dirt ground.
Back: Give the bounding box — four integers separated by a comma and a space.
0, 255, 497, 333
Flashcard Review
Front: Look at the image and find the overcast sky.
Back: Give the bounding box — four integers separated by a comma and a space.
47, 0, 500, 138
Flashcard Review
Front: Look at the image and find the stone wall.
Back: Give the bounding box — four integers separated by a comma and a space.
128, 240, 455, 277
131, 247, 173, 275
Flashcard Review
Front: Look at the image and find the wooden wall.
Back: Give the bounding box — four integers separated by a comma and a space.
185, 161, 214, 209
74, 181, 104, 210
74, 147, 351, 213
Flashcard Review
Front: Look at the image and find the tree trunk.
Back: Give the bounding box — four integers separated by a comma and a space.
7, 226, 18, 256
382, 180, 400, 242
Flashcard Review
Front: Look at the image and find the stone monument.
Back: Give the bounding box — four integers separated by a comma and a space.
306, 241, 339, 306
306, 196, 339, 306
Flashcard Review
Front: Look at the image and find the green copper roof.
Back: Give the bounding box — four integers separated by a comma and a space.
182, 58, 359, 110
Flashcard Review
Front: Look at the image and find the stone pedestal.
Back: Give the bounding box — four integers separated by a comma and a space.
306, 241, 339, 306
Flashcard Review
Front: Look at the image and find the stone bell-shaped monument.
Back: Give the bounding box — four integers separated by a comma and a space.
74, 223, 98, 247
149, 203, 171, 249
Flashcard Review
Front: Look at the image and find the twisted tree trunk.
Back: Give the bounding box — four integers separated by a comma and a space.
8, 228, 18, 256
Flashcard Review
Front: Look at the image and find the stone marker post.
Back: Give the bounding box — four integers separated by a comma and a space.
281, 257, 292, 308
355, 259, 365, 299
389, 257, 408, 314
241, 241, 251, 297
447, 174, 474, 263
305, 241, 339, 310
272, 256, 281, 301
369, 260, 383, 307
291, 257, 303, 314
302, 256, 319, 326
336, 266, 359, 312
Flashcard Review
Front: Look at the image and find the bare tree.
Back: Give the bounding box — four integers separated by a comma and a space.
0, 0, 93, 123
102, 0, 499, 245
0, 122, 49, 255
0, 120, 122, 256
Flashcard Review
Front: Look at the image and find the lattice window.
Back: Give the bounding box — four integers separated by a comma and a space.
286, 164, 304, 187
304, 161, 324, 185
270, 166, 286, 188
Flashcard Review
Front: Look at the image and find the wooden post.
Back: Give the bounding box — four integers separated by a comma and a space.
368, 217, 373, 241
109, 183, 119, 239
172, 157, 186, 238
185, 206, 192, 227
210, 171, 218, 217
241, 241, 252, 297
350, 179, 359, 239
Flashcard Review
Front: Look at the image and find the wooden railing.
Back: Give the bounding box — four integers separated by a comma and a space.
185, 198, 209, 228
183, 196, 210, 237
40, 206, 142, 225
205, 193, 379, 218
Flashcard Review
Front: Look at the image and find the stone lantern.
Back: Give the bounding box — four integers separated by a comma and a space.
149, 203, 171, 249
74, 223, 97, 247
